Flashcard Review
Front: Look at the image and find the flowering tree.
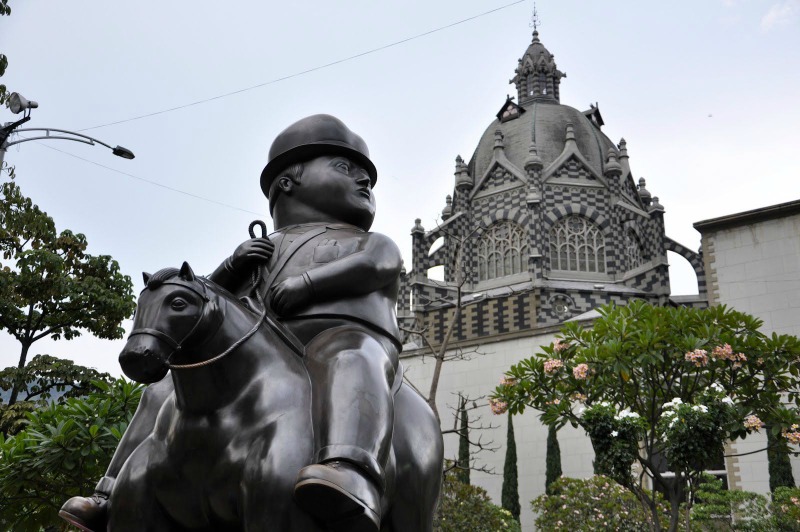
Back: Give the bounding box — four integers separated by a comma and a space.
492, 301, 800, 532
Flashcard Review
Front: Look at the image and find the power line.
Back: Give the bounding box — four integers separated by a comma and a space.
32, 142, 263, 216
78, 0, 526, 132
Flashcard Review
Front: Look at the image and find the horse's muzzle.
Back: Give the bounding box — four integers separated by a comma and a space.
119, 337, 170, 384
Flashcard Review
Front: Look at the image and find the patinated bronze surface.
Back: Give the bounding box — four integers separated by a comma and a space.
59, 115, 443, 531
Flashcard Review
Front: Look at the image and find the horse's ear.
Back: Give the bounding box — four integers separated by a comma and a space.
142, 272, 151, 286
179, 261, 196, 281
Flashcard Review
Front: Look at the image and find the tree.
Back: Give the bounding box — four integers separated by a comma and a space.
433, 468, 521, 532
0, 378, 144, 530
0, 179, 136, 406
456, 395, 470, 484
501, 413, 520, 521
766, 424, 796, 492
0, 354, 112, 435
545, 423, 562, 494
494, 301, 800, 532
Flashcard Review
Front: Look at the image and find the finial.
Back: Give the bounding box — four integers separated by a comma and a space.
442, 195, 453, 218
604, 148, 622, 177
618, 138, 628, 158
564, 123, 576, 143
637, 177, 652, 206
493, 129, 505, 152
412, 218, 425, 233
530, 2, 540, 32
524, 141, 543, 170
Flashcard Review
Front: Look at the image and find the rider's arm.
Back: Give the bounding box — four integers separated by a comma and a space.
304, 232, 402, 300
208, 238, 274, 291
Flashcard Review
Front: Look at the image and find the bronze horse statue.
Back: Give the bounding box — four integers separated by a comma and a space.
111, 263, 443, 531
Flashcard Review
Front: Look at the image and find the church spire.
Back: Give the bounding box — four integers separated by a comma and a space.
510, 28, 566, 104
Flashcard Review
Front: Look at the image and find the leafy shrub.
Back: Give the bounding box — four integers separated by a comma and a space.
0, 378, 143, 530
532, 475, 657, 531
772, 486, 800, 532
691, 474, 772, 531
434, 471, 521, 532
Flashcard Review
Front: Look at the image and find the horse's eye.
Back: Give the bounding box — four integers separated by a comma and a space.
170, 298, 188, 311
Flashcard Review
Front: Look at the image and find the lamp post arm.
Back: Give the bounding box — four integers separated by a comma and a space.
0, 127, 135, 167
7, 128, 116, 150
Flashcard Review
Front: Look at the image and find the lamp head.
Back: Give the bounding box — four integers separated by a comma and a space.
112, 145, 135, 160
7, 93, 39, 115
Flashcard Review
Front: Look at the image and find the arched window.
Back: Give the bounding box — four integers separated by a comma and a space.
549, 215, 606, 273
477, 221, 527, 281
625, 229, 644, 270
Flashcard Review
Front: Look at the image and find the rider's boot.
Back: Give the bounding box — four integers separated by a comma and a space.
58, 476, 114, 532
294, 460, 381, 532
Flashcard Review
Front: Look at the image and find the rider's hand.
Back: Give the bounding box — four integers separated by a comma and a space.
230, 238, 274, 272
270, 274, 313, 316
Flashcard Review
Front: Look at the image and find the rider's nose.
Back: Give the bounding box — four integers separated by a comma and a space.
355, 172, 370, 186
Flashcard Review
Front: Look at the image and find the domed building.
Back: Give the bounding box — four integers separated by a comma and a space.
397, 29, 708, 531
398, 29, 705, 347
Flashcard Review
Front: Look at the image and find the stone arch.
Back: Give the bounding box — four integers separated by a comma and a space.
665, 237, 706, 297
543, 204, 611, 233
478, 207, 529, 231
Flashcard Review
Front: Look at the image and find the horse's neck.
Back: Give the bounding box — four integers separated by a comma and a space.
169, 295, 278, 413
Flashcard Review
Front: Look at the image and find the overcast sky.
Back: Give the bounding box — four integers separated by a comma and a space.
1, 0, 798, 376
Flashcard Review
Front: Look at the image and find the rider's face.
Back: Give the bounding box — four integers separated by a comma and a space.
292, 155, 376, 230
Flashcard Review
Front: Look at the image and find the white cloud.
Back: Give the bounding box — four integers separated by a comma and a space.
761, 0, 800, 31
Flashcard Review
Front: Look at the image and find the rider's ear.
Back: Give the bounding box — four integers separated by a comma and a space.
276, 176, 294, 194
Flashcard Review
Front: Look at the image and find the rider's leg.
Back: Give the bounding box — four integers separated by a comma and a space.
294, 326, 397, 532
59, 375, 173, 531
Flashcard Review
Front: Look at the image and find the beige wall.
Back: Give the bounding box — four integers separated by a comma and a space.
700, 209, 800, 492
402, 332, 595, 532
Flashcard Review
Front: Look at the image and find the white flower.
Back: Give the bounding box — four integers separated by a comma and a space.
710, 383, 724, 393
722, 397, 734, 405
692, 405, 709, 413
611, 430, 619, 437
617, 409, 640, 420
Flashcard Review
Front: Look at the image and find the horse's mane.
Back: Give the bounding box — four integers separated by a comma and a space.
146, 267, 181, 289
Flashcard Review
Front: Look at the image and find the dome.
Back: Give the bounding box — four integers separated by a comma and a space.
469, 98, 618, 180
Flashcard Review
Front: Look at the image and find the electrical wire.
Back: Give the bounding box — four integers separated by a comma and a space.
77, 0, 526, 132
32, 142, 263, 215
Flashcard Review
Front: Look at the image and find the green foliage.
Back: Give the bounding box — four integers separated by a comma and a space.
532, 475, 657, 531
0, 378, 143, 530
766, 425, 796, 491
501, 413, 520, 520
1, 354, 112, 404
771, 486, 800, 532
581, 402, 645, 487
494, 301, 800, 531
545, 423, 562, 494
691, 474, 773, 531
434, 470, 521, 532
0, 179, 135, 404
456, 398, 470, 484
1, 355, 113, 436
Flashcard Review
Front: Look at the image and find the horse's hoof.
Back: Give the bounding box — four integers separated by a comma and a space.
295, 462, 380, 532
59, 493, 108, 532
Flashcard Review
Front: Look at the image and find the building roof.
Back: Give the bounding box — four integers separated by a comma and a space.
693, 199, 800, 232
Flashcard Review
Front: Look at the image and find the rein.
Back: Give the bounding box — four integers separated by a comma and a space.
166, 271, 269, 370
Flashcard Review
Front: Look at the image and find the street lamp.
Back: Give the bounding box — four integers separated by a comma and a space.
0, 92, 135, 170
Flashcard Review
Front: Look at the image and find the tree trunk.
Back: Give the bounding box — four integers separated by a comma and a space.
7, 342, 31, 406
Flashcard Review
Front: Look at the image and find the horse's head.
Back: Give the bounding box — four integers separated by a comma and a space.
119, 262, 224, 383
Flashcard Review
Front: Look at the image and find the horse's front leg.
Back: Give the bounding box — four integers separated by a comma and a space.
108, 438, 174, 532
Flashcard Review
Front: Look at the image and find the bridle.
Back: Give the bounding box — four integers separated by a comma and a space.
127, 277, 253, 371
